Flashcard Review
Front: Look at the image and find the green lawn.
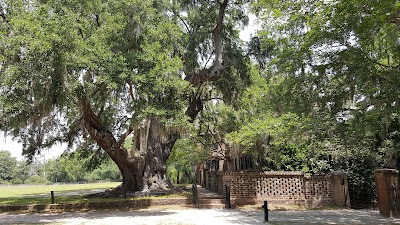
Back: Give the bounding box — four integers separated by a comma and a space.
0, 182, 121, 206
0, 182, 191, 206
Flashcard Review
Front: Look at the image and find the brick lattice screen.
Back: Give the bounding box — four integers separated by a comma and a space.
202, 171, 337, 207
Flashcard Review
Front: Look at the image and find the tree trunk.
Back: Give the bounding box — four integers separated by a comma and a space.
81, 97, 177, 192
109, 118, 178, 192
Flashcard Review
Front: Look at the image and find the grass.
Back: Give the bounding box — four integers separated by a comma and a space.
0, 182, 192, 206
0, 182, 121, 206
0, 182, 122, 198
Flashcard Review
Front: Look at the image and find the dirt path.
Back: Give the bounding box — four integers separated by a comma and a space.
1, 208, 400, 225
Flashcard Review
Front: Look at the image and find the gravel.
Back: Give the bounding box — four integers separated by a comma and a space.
1, 208, 400, 225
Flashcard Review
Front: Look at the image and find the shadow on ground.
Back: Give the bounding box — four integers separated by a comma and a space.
2, 209, 400, 225
1, 210, 177, 225
262, 209, 400, 225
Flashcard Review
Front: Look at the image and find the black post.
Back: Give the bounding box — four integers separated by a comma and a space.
51, 191, 55, 204
192, 183, 198, 208
225, 183, 231, 208
262, 200, 268, 222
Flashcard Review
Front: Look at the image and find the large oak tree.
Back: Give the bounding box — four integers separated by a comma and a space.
0, 0, 250, 191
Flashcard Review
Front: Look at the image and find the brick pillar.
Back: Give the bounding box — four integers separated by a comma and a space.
374, 169, 399, 218
331, 171, 350, 207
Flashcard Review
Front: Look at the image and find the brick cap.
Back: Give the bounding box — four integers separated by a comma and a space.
261, 171, 304, 176
331, 171, 348, 175
373, 169, 399, 174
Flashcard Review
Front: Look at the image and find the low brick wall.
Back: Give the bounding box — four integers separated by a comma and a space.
305, 175, 335, 207
200, 171, 345, 208
0, 198, 193, 213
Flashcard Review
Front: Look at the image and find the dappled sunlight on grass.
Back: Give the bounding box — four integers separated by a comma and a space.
0, 182, 121, 198
0, 194, 125, 206
0, 195, 83, 206
0, 182, 122, 206
0, 182, 191, 206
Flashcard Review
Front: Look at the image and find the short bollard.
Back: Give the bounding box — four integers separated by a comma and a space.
51, 191, 55, 204
225, 183, 231, 209
262, 200, 268, 222
192, 183, 199, 208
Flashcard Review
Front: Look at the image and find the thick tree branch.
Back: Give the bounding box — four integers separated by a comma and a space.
80, 95, 117, 152
185, 0, 229, 86
185, 0, 229, 122
117, 126, 134, 148
205, 122, 223, 153
182, 1, 235, 124
78, 28, 84, 39
128, 81, 135, 99
172, 10, 191, 34
186, 90, 203, 122
211, 0, 228, 67
95, 14, 100, 27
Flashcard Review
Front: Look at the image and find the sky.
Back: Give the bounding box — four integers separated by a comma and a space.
0, 13, 259, 161
0, 132, 65, 161
240, 13, 258, 42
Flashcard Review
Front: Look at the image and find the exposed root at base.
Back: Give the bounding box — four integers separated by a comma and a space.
85, 183, 189, 199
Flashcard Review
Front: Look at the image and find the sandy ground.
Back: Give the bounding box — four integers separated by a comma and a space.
1, 208, 400, 225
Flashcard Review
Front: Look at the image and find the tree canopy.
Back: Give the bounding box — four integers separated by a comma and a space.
2, 0, 400, 205
0, 150, 17, 180
0, 0, 252, 191
1, 0, 186, 155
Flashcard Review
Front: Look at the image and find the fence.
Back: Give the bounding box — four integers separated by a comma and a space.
197, 170, 350, 208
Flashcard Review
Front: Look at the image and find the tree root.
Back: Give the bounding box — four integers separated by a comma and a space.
85, 183, 189, 199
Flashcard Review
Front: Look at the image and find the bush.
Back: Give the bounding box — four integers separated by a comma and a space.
0, 179, 10, 185
84, 172, 101, 182
24, 175, 52, 185
11, 178, 23, 185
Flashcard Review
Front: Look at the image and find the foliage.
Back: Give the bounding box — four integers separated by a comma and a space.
252, 0, 400, 137
0, 149, 121, 184
11, 161, 30, 183
24, 175, 51, 185
0, 150, 17, 181
45, 158, 66, 183
245, 0, 400, 208
0, 0, 253, 191
59, 152, 91, 182
167, 138, 208, 184
1, 0, 398, 208
50, 151, 121, 183
84, 160, 121, 182
0, 0, 188, 159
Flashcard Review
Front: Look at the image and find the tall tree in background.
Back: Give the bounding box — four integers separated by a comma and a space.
252, 0, 400, 164
251, 0, 400, 207
0, 0, 250, 191
0, 150, 17, 181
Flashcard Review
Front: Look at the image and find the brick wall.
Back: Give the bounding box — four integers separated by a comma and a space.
201, 171, 343, 207
304, 175, 335, 207
0, 198, 194, 213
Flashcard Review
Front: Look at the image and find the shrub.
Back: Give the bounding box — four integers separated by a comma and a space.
11, 178, 23, 185
24, 175, 52, 185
